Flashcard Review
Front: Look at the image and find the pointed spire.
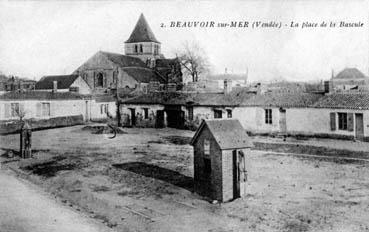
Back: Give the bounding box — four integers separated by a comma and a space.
125, 14, 160, 43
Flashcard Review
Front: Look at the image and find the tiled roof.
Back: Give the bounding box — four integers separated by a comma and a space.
35, 75, 80, 90
101, 51, 147, 68
334, 68, 367, 80
121, 90, 255, 106
122, 67, 165, 84
190, 119, 253, 149
240, 92, 323, 108
312, 93, 369, 109
125, 14, 160, 43
0, 91, 90, 100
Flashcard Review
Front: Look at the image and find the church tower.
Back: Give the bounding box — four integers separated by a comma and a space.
124, 14, 162, 62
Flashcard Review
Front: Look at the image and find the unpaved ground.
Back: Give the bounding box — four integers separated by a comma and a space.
1, 125, 369, 232
0, 169, 111, 232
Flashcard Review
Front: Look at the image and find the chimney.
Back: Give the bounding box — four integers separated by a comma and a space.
53, 81, 58, 93
224, 79, 232, 94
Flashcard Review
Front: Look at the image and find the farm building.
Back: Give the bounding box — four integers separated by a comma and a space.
190, 119, 253, 202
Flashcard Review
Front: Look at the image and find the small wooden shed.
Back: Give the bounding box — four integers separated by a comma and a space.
190, 119, 253, 202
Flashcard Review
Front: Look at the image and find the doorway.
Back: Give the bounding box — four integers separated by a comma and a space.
156, 110, 165, 128
355, 113, 364, 140
232, 150, 240, 199
129, 108, 136, 126
164, 106, 185, 129
279, 108, 287, 134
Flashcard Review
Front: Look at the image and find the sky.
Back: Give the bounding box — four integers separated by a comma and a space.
0, 0, 368, 82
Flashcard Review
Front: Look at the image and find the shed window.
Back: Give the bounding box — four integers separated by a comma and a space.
214, 110, 222, 119
143, 108, 149, 119
188, 106, 194, 121
41, 103, 50, 117
265, 109, 272, 124
204, 139, 210, 157
338, 113, 348, 130
227, 109, 232, 118
10, 103, 20, 117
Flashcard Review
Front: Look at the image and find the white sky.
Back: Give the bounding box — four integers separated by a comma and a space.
0, 0, 368, 82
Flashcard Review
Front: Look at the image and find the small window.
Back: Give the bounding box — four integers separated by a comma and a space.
188, 106, 194, 121
265, 109, 272, 124
143, 108, 149, 119
134, 45, 138, 53
227, 109, 232, 118
140, 44, 143, 53
338, 112, 348, 130
10, 103, 20, 117
204, 139, 210, 157
41, 103, 50, 116
214, 110, 222, 119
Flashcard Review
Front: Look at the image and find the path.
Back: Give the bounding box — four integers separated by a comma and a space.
0, 169, 111, 232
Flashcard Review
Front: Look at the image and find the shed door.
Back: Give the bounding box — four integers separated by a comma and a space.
233, 150, 240, 199
355, 113, 364, 140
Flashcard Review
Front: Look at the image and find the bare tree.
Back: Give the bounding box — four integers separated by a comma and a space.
176, 41, 211, 82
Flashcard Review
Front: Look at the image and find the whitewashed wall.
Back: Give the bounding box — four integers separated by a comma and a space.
233, 107, 281, 133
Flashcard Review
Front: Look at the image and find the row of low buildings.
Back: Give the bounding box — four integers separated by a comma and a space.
118, 89, 369, 141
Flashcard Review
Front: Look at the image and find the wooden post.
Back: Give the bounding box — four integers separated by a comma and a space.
20, 122, 32, 158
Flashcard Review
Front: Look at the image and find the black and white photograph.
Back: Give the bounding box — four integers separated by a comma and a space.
0, 0, 369, 231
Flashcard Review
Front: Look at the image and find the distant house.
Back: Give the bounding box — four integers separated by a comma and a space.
331, 68, 369, 91
208, 73, 248, 89
190, 119, 253, 202
3, 76, 36, 92
0, 91, 91, 122
35, 74, 91, 95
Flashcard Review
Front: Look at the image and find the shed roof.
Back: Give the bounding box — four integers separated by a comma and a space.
35, 75, 81, 90
190, 119, 253, 150
125, 14, 160, 43
312, 93, 369, 110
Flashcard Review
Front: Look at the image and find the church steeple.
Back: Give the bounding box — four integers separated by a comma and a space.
124, 14, 161, 62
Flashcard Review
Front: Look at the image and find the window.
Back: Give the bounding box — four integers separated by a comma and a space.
10, 103, 20, 117
188, 106, 194, 121
204, 139, 210, 157
338, 113, 348, 130
214, 110, 222, 119
96, 73, 104, 87
154, 44, 159, 55
227, 109, 232, 118
100, 104, 108, 115
83, 73, 88, 81
139, 44, 143, 53
112, 71, 118, 85
265, 109, 272, 124
41, 103, 50, 117
143, 108, 149, 119
134, 45, 138, 53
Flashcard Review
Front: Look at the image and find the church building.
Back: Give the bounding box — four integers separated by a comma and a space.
74, 14, 182, 94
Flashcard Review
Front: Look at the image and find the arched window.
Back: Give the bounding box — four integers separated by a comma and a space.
96, 73, 104, 87
139, 44, 143, 53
